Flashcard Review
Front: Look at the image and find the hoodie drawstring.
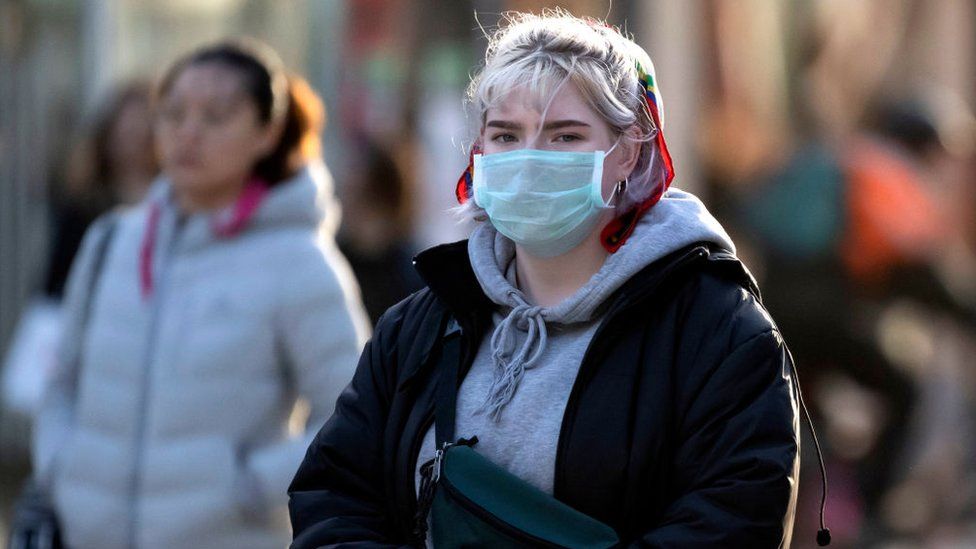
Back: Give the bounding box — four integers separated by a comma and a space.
481, 290, 548, 419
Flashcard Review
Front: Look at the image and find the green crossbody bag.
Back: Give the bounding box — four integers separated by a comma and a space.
414, 321, 620, 548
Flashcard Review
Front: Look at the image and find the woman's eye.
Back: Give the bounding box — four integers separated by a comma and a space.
491, 133, 517, 143
554, 134, 581, 143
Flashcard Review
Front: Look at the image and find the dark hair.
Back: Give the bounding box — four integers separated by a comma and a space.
867, 100, 943, 159
65, 79, 157, 203
94, 81, 156, 186
350, 133, 414, 233
157, 39, 325, 185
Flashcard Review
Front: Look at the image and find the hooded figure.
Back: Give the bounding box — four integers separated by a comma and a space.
32, 42, 369, 549
290, 11, 805, 548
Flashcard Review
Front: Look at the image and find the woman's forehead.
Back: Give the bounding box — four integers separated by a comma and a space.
485, 82, 600, 124
167, 63, 248, 103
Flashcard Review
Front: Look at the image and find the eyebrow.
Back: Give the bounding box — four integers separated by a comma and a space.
485, 119, 592, 131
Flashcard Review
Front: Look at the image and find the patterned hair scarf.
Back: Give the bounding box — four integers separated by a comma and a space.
599, 59, 676, 252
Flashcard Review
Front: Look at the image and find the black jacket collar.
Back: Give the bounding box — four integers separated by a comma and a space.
412, 240, 492, 323
412, 239, 755, 325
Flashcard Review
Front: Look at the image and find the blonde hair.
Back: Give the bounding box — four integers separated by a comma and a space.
458, 9, 667, 221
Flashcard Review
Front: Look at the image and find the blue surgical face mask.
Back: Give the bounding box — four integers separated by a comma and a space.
473, 146, 617, 258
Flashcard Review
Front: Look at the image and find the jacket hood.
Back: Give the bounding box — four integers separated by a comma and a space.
138, 162, 340, 297
250, 161, 341, 236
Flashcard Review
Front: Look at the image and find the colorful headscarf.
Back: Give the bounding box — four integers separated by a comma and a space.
599, 59, 675, 252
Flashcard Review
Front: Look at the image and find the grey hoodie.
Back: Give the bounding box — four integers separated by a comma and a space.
416, 187, 734, 495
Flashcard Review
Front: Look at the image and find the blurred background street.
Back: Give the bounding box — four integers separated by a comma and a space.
2, 1, 975, 547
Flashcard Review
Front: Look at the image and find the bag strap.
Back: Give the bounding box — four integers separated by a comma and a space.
57, 212, 118, 391
433, 317, 462, 447
79, 214, 119, 330
413, 317, 463, 546
28, 214, 118, 492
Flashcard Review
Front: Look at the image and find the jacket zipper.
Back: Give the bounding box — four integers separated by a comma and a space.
436, 451, 566, 549
552, 246, 708, 498
127, 215, 185, 548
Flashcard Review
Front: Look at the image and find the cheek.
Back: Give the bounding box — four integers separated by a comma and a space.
154, 126, 177, 162
205, 124, 266, 160
478, 134, 498, 154
482, 142, 501, 154
218, 128, 273, 177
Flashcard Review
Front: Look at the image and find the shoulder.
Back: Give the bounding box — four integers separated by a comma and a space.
624, 247, 789, 400
660, 248, 780, 355
364, 286, 449, 387
268, 234, 356, 299
687, 268, 777, 349
634, 250, 795, 422
371, 286, 443, 349
73, 205, 141, 268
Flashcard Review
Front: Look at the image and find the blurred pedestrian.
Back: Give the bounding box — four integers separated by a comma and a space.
290, 10, 809, 548
336, 134, 423, 326
28, 40, 369, 549
47, 79, 158, 298
2, 81, 157, 419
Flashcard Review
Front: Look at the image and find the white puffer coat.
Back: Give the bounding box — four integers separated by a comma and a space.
33, 163, 370, 549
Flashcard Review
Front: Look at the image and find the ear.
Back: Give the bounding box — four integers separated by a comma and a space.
610, 125, 642, 181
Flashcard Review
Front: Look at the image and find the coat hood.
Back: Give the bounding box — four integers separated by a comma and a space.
144, 160, 340, 240
138, 161, 340, 297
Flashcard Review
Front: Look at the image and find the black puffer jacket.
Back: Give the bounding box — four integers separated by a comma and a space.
289, 240, 799, 548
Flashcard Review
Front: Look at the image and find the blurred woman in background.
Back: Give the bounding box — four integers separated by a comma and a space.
3, 82, 157, 422
46, 80, 158, 298
31, 40, 369, 549
336, 133, 423, 325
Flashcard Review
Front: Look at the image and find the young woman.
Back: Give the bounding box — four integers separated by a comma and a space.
32, 41, 369, 549
290, 11, 811, 548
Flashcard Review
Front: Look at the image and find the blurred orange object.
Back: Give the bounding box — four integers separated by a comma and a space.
841, 138, 946, 287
